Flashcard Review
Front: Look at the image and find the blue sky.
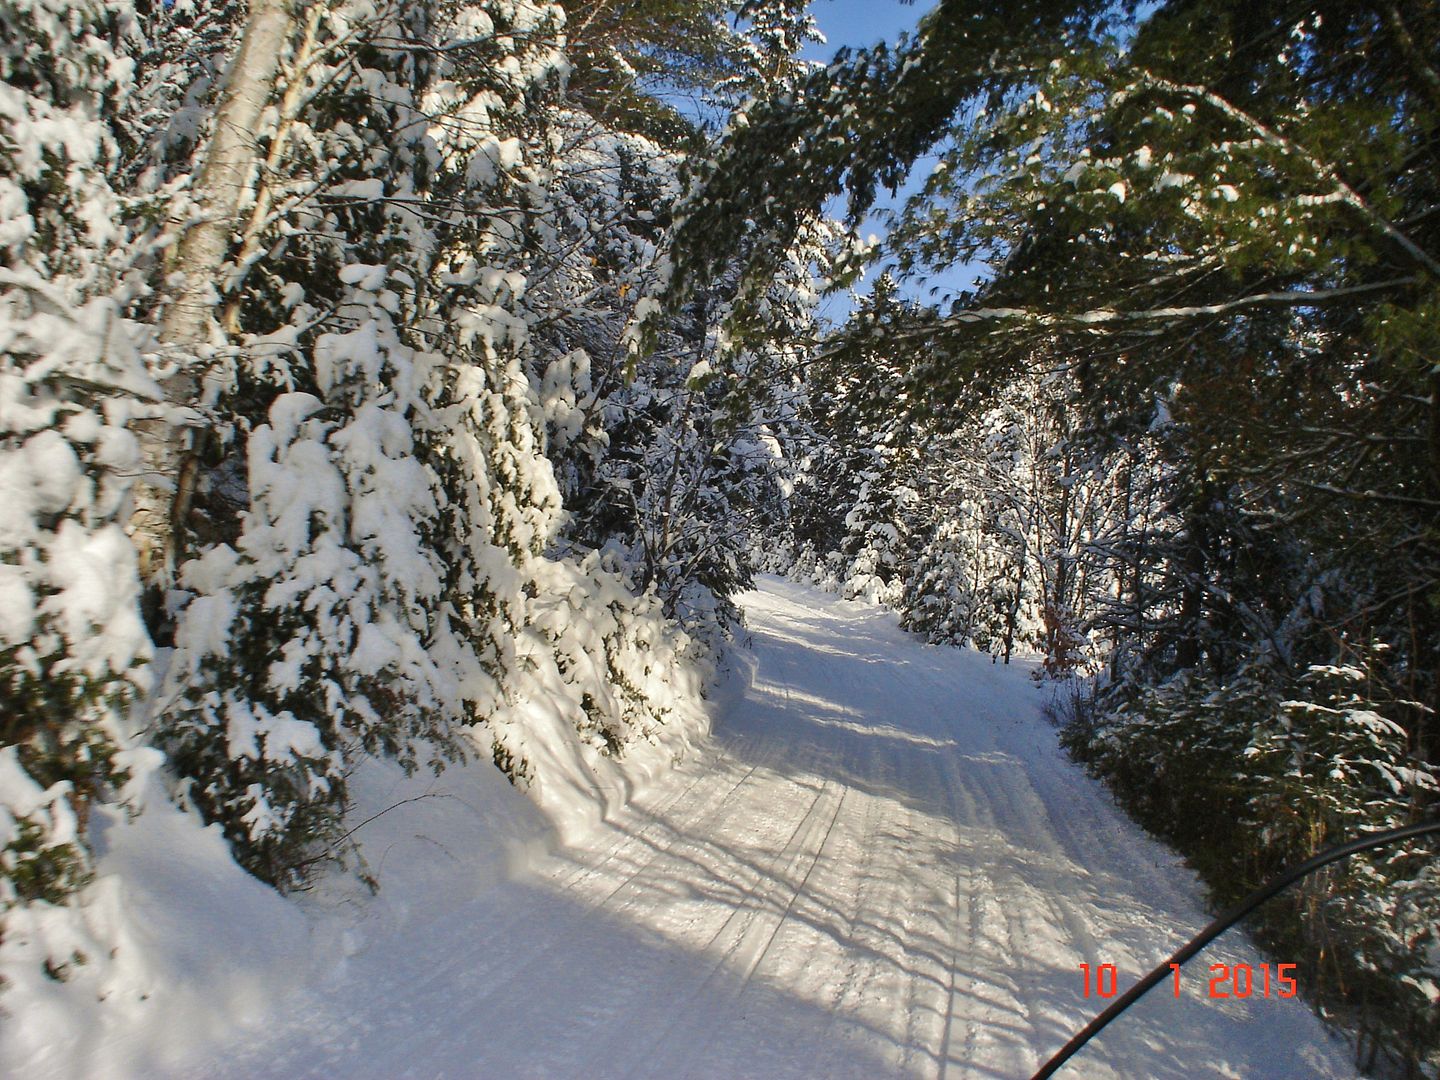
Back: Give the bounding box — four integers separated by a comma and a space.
797, 1, 986, 319
801, 0, 927, 59
661, 1, 978, 319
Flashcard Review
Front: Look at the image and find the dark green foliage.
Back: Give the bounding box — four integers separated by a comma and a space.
1066, 653, 1440, 1076
559, 0, 740, 146
673, 0, 1440, 1071
662, 0, 1111, 317
0, 0, 153, 919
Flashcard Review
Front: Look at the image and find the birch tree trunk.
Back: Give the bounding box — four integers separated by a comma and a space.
130, 0, 297, 591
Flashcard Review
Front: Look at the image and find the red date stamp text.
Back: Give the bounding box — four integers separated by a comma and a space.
1079, 962, 1298, 999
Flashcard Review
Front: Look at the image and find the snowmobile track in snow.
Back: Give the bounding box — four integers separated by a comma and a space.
182, 577, 1357, 1080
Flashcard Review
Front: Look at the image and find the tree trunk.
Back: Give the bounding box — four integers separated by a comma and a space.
1423, 370, 1440, 767
1174, 488, 1208, 671
129, 0, 297, 595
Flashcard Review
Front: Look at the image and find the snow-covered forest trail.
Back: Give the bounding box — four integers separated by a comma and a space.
181, 578, 1354, 1080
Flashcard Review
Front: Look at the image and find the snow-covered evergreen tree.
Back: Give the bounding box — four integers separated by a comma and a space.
0, 0, 155, 920
147, 0, 573, 886
143, 0, 833, 887
899, 514, 976, 644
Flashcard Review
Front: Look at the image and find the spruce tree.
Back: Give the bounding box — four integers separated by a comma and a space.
666, 0, 1440, 1067
0, 0, 154, 918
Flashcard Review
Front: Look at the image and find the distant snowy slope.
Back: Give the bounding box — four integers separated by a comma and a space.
134, 577, 1354, 1080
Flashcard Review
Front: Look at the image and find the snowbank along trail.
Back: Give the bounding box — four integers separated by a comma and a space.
175, 577, 1354, 1079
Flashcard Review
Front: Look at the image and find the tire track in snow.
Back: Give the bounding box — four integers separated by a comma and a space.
674, 783, 852, 1079
936, 737, 974, 1079
548, 744, 725, 890
330, 739, 801, 1073
182, 578, 1359, 1080
551, 740, 777, 904
893, 744, 963, 1079
620, 767, 848, 1079
313, 741, 783, 1033
802, 743, 913, 1078
355, 746, 828, 1080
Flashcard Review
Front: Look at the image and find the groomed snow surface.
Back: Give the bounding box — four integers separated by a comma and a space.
22, 578, 1355, 1079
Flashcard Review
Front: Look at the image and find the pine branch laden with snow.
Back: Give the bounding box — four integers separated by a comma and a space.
147, 0, 564, 888
148, 0, 755, 888
0, 0, 158, 935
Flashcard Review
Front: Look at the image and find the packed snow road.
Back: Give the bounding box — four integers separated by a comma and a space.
185, 578, 1354, 1079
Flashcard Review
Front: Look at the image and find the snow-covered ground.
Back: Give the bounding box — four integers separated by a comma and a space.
34, 577, 1357, 1079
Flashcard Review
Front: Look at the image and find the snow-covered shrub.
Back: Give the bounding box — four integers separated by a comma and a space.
426, 278, 571, 750
1242, 655, 1440, 1069
1069, 668, 1265, 878
0, 0, 154, 921
1067, 651, 1440, 1074
1245, 658, 1438, 852
0, 0, 135, 284
839, 470, 916, 606
160, 362, 459, 886
521, 554, 703, 766
900, 515, 977, 644
0, 299, 155, 910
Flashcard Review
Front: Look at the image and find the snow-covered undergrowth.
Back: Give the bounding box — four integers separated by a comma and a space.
497, 555, 712, 841
1, 586, 710, 1080
4, 3, 804, 1069
64, 578, 1356, 1080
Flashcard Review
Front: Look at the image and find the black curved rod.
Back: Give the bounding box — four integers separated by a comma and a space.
1031, 817, 1440, 1080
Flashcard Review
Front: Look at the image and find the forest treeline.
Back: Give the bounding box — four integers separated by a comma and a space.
2, 0, 1438, 1075
668, 1, 1440, 1072
2, 0, 826, 953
